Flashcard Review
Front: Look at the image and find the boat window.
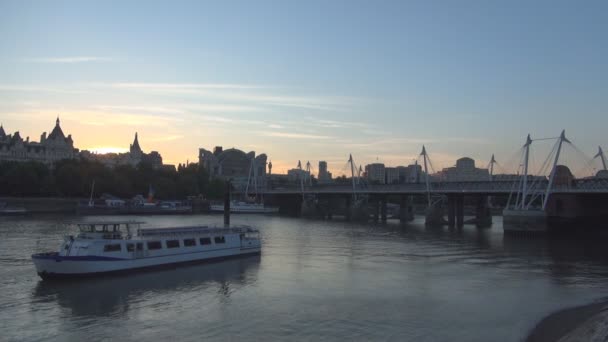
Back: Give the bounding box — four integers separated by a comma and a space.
183, 238, 196, 247
126, 243, 135, 252
166, 240, 180, 248
200, 237, 212, 245
136, 243, 143, 251
147, 241, 162, 250
104, 244, 122, 252
214, 236, 226, 244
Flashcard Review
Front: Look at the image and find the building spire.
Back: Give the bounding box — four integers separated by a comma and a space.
56, 116, 60, 127
0, 123, 5, 138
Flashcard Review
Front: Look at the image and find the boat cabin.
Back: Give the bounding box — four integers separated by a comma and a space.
76, 221, 143, 240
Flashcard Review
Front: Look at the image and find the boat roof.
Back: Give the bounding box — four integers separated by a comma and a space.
138, 224, 257, 237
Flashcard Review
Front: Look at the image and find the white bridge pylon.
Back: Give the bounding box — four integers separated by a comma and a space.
509, 130, 578, 211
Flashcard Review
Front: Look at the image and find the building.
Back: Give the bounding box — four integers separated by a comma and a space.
0, 118, 79, 166
365, 163, 386, 184
318, 161, 333, 184
438, 157, 489, 182
80, 133, 163, 169
287, 168, 311, 183
198, 146, 268, 192
385, 167, 400, 184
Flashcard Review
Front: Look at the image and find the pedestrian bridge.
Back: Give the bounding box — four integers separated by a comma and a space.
261, 179, 608, 196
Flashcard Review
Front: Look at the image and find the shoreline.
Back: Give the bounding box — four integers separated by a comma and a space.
526, 299, 608, 342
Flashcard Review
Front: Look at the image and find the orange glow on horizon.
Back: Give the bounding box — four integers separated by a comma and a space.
87, 147, 129, 154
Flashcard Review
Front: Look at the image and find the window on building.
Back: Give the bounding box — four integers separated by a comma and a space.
126, 243, 135, 252
214, 236, 226, 244
147, 241, 162, 250
200, 237, 212, 245
166, 240, 180, 248
183, 238, 196, 247
104, 244, 122, 252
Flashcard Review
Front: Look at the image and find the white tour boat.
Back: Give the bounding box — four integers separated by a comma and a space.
210, 200, 279, 214
32, 221, 261, 279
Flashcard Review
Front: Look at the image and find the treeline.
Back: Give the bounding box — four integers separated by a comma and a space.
0, 160, 226, 199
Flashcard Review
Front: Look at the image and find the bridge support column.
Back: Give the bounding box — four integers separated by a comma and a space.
475, 196, 492, 228
373, 198, 380, 222
456, 195, 464, 228
345, 196, 351, 221
399, 195, 414, 223
380, 196, 388, 223
447, 195, 456, 228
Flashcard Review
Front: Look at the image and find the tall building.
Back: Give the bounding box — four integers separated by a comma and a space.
318, 161, 333, 184
438, 157, 489, 182
365, 163, 386, 184
385, 167, 400, 184
198, 146, 268, 191
0, 118, 78, 166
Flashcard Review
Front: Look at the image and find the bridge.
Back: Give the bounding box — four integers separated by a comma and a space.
263, 179, 608, 195
255, 130, 608, 234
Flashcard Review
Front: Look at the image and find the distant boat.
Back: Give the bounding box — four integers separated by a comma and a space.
210, 200, 279, 214
0, 202, 27, 215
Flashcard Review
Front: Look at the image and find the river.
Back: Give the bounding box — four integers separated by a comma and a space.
1, 215, 607, 341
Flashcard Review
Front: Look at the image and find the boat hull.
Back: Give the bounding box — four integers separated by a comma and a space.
209, 205, 279, 214
33, 246, 260, 279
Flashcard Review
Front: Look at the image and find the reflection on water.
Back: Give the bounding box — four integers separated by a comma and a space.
33, 257, 261, 317
2, 214, 608, 341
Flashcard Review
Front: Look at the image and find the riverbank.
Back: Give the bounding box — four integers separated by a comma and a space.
0, 196, 82, 214
527, 299, 608, 342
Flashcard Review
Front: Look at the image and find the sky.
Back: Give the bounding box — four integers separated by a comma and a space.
1, 0, 607, 176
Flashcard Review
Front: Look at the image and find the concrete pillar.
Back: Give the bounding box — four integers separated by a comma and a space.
456, 195, 464, 228
399, 195, 414, 222
475, 195, 492, 228
344, 195, 351, 221
447, 195, 456, 228
373, 199, 380, 222
380, 196, 388, 223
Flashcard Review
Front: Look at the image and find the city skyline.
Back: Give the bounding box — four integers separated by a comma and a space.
1, 1, 607, 174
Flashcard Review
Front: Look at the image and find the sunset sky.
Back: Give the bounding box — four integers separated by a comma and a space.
1, 1, 607, 175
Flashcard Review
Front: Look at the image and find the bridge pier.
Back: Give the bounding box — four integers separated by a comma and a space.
446, 195, 464, 228
399, 195, 414, 223
373, 199, 380, 222
345, 195, 352, 221
448, 195, 456, 228
456, 195, 464, 228
475, 195, 492, 228
380, 196, 387, 223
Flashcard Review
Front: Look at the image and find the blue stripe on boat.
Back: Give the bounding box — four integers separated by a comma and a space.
32, 254, 127, 261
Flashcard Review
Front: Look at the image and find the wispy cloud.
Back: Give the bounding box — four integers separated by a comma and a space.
105, 82, 355, 111
110, 82, 262, 90
260, 131, 331, 140
147, 135, 184, 142
0, 84, 90, 94
24, 57, 113, 63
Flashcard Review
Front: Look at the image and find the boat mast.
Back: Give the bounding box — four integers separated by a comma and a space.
245, 156, 254, 199
88, 180, 95, 207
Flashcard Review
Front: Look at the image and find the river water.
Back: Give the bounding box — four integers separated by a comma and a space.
1, 215, 608, 341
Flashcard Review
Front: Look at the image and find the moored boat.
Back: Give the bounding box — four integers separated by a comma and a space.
210, 200, 279, 214
0, 202, 27, 215
32, 221, 261, 279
